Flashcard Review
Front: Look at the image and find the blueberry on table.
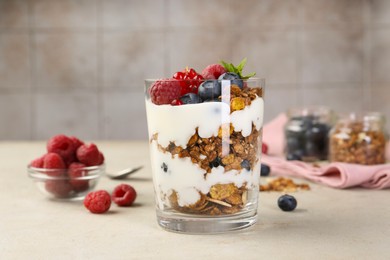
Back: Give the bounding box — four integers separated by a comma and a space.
260, 164, 270, 176
198, 80, 221, 101
218, 72, 244, 89
180, 93, 202, 104
278, 194, 297, 212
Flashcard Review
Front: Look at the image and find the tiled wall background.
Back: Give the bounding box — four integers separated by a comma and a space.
1, 0, 390, 140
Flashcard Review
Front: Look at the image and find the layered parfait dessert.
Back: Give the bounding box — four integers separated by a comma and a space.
145, 59, 264, 216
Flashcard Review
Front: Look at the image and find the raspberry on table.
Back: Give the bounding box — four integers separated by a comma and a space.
84, 190, 111, 214
149, 79, 181, 105
45, 180, 73, 198
68, 162, 89, 192
46, 134, 75, 162
76, 143, 101, 166
201, 64, 226, 80
112, 184, 137, 207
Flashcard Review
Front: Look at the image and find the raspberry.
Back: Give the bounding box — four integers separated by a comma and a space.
97, 152, 105, 165
173, 68, 204, 95
76, 143, 100, 166
43, 153, 66, 177
262, 143, 269, 154
84, 190, 111, 214
30, 155, 45, 168
201, 64, 226, 80
68, 162, 89, 192
47, 134, 74, 162
69, 136, 84, 151
45, 180, 73, 198
149, 79, 181, 105
112, 184, 137, 207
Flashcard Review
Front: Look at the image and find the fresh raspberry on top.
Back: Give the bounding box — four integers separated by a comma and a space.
43, 153, 66, 177
47, 134, 74, 162
84, 190, 111, 214
201, 64, 226, 79
112, 184, 137, 207
68, 162, 89, 191
30, 155, 45, 168
149, 79, 181, 105
76, 143, 100, 166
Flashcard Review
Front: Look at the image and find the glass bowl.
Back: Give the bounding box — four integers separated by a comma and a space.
27, 164, 105, 201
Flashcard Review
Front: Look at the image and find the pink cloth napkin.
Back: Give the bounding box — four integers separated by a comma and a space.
262, 114, 390, 189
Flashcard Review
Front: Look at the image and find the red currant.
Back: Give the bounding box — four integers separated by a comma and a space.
171, 99, 183, 106
172, 67, 204, 96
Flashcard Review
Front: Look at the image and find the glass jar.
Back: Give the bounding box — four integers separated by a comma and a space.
329, 112, 387, 165
284, 107, 334, 162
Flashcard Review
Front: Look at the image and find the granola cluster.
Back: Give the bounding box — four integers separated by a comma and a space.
260, 177, 310, 192
168, 184, 248, 215
151, 85, 263, 216
329, 121, 387, 165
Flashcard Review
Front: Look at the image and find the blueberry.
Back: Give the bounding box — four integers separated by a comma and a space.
286, 150, 304, 161
305, 123, 328, 143
209, 157, 223, 168
180, 93, 202, 104
161, 162, 168, 173
305, 141, 321, 157
260, 164, 270, 176
285, 137, 303, 153
241, 159, 251, 171
198, 80, 221, 101
278, 194, 297, 212
218, 72, 243, 89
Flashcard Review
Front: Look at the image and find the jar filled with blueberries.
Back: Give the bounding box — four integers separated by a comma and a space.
284, 107, 334, 162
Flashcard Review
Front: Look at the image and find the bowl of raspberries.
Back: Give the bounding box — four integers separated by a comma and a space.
27, 134, 105, 200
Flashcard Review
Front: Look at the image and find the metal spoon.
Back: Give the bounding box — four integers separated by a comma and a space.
106, 166, 143, 180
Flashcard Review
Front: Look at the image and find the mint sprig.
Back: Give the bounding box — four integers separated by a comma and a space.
220, 58, 256, 79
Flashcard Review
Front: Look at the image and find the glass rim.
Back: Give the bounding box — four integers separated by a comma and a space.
144, 78, 265, 83
27, 164, 105, 180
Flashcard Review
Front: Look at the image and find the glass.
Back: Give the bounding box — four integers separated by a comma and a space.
284, 107, 334, 162
329, 112, 387, 165
27, 164, 104, 201
145, 78, 265, 234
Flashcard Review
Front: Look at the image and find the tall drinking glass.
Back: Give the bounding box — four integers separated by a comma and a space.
145, 78, 265, 234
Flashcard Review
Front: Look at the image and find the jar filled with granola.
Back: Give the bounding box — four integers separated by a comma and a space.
329, 112, 387, 165
284, 107, 334, 162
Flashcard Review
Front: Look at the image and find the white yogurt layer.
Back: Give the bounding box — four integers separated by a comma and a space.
149, 141, 261, 207
145, 97, 264, 148
145, 96, 264, 208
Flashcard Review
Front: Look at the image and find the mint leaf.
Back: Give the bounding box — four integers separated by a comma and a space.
237, 58, 247, 72
220, 58, 256, 79
241, 72, 256, 79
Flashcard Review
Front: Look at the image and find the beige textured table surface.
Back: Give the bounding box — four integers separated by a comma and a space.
1, 141, 389, 260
